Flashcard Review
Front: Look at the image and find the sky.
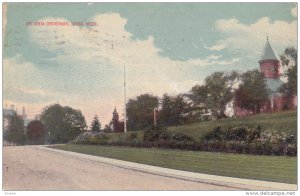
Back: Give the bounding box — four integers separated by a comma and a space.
3, 2, 297, 126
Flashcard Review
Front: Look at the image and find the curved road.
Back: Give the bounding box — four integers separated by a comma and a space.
3, 146, 237, 191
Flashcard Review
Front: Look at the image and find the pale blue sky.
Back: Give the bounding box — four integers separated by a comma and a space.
3, 3, 297, 124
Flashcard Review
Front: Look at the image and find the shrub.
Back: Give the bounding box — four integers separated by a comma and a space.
284, 144, 297, 156
203, 126, 223, 141
171, 133, 194, 143
203, 125, 262, 143
201, 125, 296, 156
73, 124, 296, 157
143, 125, 167, 142
72, 131, 109, 145
127, 132, 138, 141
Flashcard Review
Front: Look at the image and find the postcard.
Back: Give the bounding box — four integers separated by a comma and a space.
2, 2, 297, 193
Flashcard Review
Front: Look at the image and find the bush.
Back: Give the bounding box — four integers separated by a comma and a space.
72, 131, 109, 145
127, 132, 138, 142
201, 125, 296, 156
143, 125, 167, 142
171, 133, 194, 143
72, 124, 296, 157
203, 125, 262, 143
284, 144, 297, 156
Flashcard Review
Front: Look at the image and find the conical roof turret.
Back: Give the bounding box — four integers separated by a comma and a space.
260, 37, 278, 61
113, 106, 118, 114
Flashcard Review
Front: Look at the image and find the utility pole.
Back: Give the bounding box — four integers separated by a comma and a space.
124, 64, 127, 133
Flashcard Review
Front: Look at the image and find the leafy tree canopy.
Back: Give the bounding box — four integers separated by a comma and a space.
188, 71, 239, 119
127, 94, 159, 130
160, 94, 192, 126
26, 120, 46, 144
4, 112, 26, 145
235, 70, 269, 114
280, 47, 297, 96
40, 104, 87, 143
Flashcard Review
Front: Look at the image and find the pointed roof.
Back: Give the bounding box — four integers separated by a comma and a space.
113, 106, 118, 114
260, 38, 278, 61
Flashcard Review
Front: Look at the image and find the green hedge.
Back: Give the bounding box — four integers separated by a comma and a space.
200, 126, 296, 156
72, 125, 296, 156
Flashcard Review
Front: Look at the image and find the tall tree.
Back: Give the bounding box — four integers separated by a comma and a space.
4, 112, 26, 145
40, 104, 87, 143
90, 115, 101, 132
235, 70, 269, 114
127, 94, 159, 130
188, 85, 208, 106
205, 71, 239, 118
188, 71, 239, 119
26, 120, 45, 144
160, 94, 191, 126
280, 47, 297, 97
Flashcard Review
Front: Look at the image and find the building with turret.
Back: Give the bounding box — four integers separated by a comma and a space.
112, 107, 124, 132
234, 38, 297, 117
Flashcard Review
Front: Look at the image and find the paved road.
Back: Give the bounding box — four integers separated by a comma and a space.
3, 146, 237, 191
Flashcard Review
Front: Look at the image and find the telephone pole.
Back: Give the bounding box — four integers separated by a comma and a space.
124, 64, 127, 133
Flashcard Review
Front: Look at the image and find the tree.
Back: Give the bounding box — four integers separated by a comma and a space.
280, 47, 297, 97
186, 84, 209, 120
26, 120, 45, 144
188, 84, 208, 106
90, 115, 101, 132
188, 71, 239, 119
40, 104, 87, 143
160, 94, 191, 126
127, 94, 159, 130
205, 71, 239, 118
4, 112, 26, 145
235, 70, 269, 114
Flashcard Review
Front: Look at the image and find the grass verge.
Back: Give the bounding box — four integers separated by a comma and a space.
53, 144, 297, 184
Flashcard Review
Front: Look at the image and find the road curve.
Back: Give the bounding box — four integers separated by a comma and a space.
3, 145, 237, 191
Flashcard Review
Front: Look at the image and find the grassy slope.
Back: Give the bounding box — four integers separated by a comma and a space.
53, 144, 297, 184
167, 111, 297, 140
107, 111, 297, 142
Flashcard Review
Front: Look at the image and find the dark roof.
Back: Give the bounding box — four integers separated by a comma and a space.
261, 39, 278, 61
113, 107, 118, 114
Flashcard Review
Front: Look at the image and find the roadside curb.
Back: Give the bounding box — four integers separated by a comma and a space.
38, 145, 297, 191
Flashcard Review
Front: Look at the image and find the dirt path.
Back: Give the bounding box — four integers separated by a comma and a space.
2, 145, 238, 191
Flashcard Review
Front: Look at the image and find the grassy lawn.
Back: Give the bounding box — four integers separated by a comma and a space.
105, 111, 297, 142
167, 111, 297, 140
53, 144, 297, 184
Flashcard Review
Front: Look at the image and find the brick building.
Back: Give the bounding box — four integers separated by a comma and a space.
234, 39, 297, 117
112, 107, 124, 132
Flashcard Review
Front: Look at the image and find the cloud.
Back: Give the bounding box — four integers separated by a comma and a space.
291, 5, 297, 17
212, 17, 297, 57
28, 13, 239, 93
204, 42, 226, 51
4, 86, 53, 103
3, 57, 67, 103
28, 13, 239, 70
